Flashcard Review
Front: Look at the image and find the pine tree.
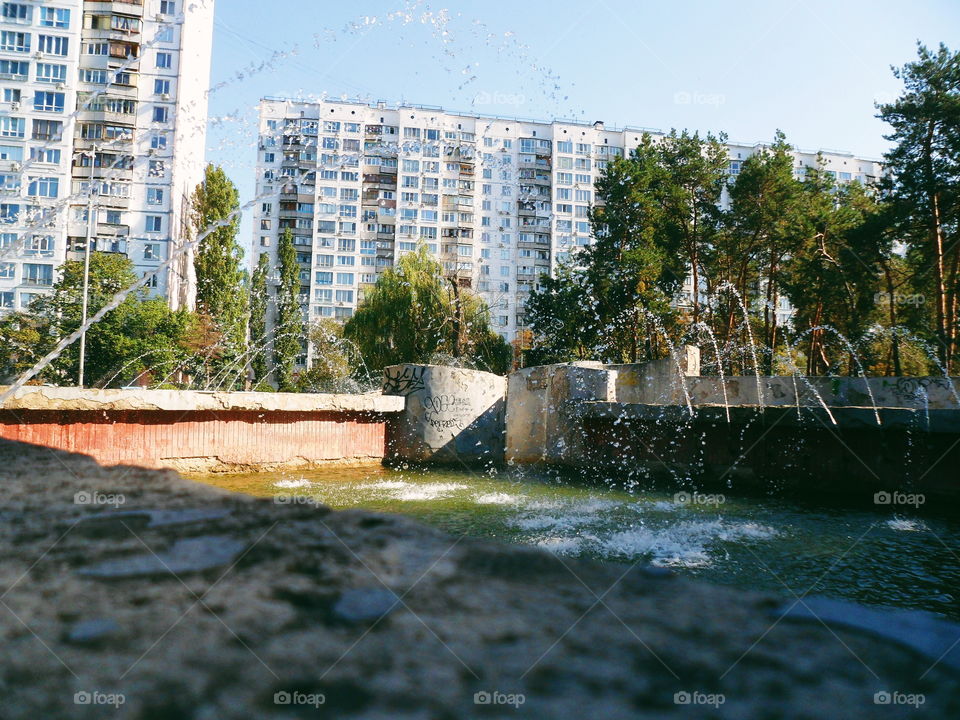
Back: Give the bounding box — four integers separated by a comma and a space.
273, 228, 304, 391
878, 43, 960, 371
191, 164, 249, 383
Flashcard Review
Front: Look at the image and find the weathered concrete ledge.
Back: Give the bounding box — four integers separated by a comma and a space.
2, 438, 959, 719
1, 387, 404, 472
0, 386, 405, 414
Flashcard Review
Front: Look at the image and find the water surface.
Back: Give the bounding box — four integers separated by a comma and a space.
189, 464, 960, 620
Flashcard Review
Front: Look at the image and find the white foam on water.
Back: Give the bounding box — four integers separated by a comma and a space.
535, 536, 584, 554
389, 482, 468, 501
474, 492, 525, 505
365, 480, 411, 490
273, 478, 313, 489
887, 518, 927, 532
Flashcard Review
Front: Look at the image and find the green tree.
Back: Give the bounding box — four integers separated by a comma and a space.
296, 318, 355, 392
781, 165, 883, 375
191, 164, 248, 381
877, 42, 960, 371
344, 245, 511, 373
527, 137, 681, 363
17, 253, 195, 386
248, 252, 270, 384
273, 227, 304, 391
718, 131, 801, 371
654, 130, 729, 327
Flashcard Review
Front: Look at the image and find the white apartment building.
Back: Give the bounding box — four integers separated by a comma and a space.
0, 0, 213, 313
251, 98, 883, 359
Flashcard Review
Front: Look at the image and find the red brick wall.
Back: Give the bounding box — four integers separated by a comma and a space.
0, 409, 389, 468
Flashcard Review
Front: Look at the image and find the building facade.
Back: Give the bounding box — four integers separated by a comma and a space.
251, 98, 883, 359
0, 0, 213, 313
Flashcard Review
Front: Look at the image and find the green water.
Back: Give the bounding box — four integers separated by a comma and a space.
189, 464, 960, 620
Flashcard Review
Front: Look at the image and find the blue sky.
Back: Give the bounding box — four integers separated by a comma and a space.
205, 0, 960, 245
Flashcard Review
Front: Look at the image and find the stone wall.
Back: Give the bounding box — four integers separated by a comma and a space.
0, 387, 404, 472
382, 364, 506, 465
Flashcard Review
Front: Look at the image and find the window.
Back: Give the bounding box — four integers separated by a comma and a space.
0, 31, 29, 53
37, 35, 68, 56
315, 271, 333, 285
31, 119, 62, 140
27, 177, 58, 198
152, 106, 168, 123
156, 52, 172, 69
557, 140, 572, 153
0, 262, 13, 279
29, 147, 60, 164
25, 235, 53, 256
335, 272, 354, 285
2, 88, 19, 103
35, 63, 66, 84
33, 91, 64, 112
2, 3, 30, 23
159, 0, 176, 14
0, 291, 12, 308
146, 216, 162, 232
148, 160, 165, 177
143, 243, 160, 260
0, 59, 28, 80
150, 133, 167, 150
23, 263, 53, 287
155, 26, 173, 43
0, 144, 22, 162
147, 188, 163, 205
84, 42, 108, 55
154, 79, 171, 95
104, 210, 122, 225
39, 7, 70, 28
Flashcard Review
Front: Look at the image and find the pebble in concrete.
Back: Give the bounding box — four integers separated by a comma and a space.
332, 588, 401, 623
77, 535, 247, 579
66, 618, 121, 646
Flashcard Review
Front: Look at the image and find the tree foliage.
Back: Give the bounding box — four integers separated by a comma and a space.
191, 164, 248, 381
273, 228, 304, 391
344, 245, 511, 374
248, 252, 270, 384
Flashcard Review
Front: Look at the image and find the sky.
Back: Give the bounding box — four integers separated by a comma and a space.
203, 0, 960, 251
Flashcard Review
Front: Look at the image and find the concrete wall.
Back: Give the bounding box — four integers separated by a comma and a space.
505, 362, 614, 464
382, 365, 507, 465
0, 387, 404, 472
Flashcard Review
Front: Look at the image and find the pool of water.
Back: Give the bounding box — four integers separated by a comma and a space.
188, 464, 960, 620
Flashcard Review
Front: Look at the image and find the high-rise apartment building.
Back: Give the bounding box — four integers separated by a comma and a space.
251, 98, 883, 361
0, 0, 213, 313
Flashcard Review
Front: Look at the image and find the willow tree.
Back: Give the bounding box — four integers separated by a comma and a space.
191, 164, 248, 383
344, 245, 511, 373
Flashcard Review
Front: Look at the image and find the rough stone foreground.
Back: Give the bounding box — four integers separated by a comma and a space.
1, 440, 958, 720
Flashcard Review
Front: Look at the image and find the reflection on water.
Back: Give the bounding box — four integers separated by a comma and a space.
188, 464, 960, 620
